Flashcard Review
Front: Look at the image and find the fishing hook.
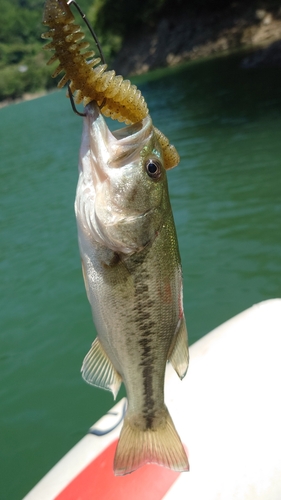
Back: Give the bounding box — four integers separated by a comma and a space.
67, 80, 106, 119
66, 0, 107, 117
67, 0, 106, 65
67, 83, 86, 117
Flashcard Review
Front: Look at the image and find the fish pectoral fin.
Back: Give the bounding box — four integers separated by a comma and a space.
81, 259, 90, 301
168, 316, 189, 380
114, 408, 189, 475
81, 337, 122, 399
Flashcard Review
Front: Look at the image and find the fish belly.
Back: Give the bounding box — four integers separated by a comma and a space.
78, 213, 189, 474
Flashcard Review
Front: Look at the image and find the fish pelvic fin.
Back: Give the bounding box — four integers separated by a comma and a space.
81, 337, 122, 399
168, 316, 189, 380
114, 408, 189, 475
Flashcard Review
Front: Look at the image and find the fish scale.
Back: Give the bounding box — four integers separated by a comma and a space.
75, 101, 189, 474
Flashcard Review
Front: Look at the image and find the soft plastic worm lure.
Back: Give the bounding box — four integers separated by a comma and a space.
42, 0, 148, 124
42, 0, 180, 168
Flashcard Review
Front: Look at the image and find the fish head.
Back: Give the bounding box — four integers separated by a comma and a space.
75, 102, 171, 254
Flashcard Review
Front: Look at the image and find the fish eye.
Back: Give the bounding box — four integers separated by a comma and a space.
145, 159, 162, 179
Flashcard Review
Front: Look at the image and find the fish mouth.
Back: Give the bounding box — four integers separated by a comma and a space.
84, 101, 152, 143
79, 101, 154, 184
76, 101, 159, 254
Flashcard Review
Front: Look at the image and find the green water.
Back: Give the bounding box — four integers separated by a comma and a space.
1, 53, 281, 499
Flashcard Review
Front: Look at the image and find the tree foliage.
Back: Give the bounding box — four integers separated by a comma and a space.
0, 0, 278, 102
90, 0, 166, 36
0, 0, 51, 100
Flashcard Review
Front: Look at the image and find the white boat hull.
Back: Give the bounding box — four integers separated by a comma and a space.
23, 299, 281, 500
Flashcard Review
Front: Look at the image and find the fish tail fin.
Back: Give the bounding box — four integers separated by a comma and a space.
114, 408, 189, 476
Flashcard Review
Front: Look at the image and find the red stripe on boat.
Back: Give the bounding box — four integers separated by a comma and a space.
55, 439, 180, 500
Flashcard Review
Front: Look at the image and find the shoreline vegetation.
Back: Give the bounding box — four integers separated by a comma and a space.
1, 1, 281, 109
113, 4, 281, 76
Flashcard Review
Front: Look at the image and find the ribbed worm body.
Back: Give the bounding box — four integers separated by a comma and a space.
42, 0, 148, 125
42, 0, 180, 169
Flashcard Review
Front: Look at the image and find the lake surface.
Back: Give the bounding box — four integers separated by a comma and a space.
1, 52, 281, 499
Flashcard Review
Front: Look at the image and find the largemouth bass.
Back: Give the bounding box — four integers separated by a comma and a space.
75, 102, 189, 475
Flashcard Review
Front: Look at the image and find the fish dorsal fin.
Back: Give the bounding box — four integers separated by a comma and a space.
81, 337, 122, 399
168, 317, 189, 380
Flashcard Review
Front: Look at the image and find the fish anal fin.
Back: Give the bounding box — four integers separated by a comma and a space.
114, 408, 189, 475
168, 316, 189, 380
81, 337, 122, 399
